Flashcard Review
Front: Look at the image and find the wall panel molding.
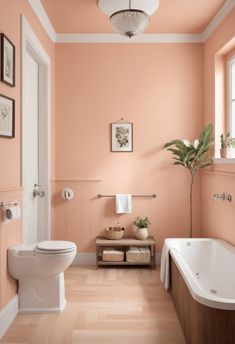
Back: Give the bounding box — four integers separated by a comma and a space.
201, 170, 235, 177
0, 187, 23, 193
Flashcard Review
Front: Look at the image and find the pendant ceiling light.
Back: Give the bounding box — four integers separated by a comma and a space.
98, 0, 159, 39
110, 1, 149, 39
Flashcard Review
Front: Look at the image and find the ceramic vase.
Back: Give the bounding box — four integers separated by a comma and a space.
135, 227, 148, 240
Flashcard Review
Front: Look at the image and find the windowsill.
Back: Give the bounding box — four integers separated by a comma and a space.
213, 158, 235, 164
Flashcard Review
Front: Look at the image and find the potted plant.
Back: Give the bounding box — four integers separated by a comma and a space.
134, 216, 150, 240
164, 124, 214, 238
220, 133, 235, 158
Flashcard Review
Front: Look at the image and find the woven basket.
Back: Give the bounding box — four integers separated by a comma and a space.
102, 248, 124, 262
105, 227, 124, 240
126, 246, 150, 263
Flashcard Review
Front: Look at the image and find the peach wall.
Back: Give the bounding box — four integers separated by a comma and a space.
53, 43, 204, 251
201, 8, 235, 244
0, 188, 22, 309
0, 0, 55, 309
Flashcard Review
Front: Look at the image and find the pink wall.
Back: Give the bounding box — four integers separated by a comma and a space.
53, 43, 204, 252
201, 8, 235, 244
0, 0, 233, 315
0, 0, 55, 309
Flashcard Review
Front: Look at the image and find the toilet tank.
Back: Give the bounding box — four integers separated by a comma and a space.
8, 244, 36, 279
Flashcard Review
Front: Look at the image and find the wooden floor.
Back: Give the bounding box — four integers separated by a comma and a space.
0, 266, 186, 344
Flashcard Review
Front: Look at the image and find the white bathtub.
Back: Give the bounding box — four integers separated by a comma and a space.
166, 238, 235, 310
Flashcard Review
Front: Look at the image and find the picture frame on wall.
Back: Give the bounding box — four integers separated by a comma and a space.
111, 121, 133, 152
0, 94, 15, 138
0, 33, 15, 87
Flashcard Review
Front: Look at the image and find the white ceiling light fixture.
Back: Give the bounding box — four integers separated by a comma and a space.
98, 0, 159, 39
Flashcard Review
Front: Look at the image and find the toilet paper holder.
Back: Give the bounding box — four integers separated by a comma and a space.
61, 188, 74, 201
0, 201, 18, 209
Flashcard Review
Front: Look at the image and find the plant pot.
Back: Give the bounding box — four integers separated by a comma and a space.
220, 148, 230, 159
135, 227, 148, 240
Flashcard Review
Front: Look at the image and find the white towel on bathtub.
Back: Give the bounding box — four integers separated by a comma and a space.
160, 240, 176, 290
115, 194, 132, 214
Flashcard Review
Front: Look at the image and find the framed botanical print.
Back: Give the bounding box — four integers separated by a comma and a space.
0, 94, 15, 138
1, 33, 15, 87
111, 122, 133, 152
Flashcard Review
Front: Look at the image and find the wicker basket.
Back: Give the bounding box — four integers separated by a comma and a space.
102, 248, 124, 262
126, 246, 150, 263
105, 227, 124, 240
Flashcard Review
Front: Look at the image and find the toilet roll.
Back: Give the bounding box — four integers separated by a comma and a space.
3, 205, 21, 223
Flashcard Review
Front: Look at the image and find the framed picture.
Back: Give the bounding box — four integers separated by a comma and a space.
111, 122, 133, 152
0, 94, 15, 138
1, 33, 15, 87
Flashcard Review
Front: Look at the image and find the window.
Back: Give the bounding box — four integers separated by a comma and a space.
228, 56, 235, 137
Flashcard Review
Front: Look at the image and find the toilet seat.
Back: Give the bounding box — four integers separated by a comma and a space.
35, 241, 76, 255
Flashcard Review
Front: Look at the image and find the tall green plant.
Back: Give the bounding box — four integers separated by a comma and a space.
164, 124, 214, 238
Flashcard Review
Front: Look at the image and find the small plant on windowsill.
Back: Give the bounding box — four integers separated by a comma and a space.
134, 216, 150, 240
220, 133, 235, 158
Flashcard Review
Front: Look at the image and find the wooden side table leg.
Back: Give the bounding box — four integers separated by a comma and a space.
152, 244, 156, 269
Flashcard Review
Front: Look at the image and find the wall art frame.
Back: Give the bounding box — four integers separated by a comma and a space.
1, 33, 15, 87
0, 94, 15, 138
111, 121, 133, 152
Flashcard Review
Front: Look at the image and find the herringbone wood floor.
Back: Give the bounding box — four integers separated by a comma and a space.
0, 266, 186, 344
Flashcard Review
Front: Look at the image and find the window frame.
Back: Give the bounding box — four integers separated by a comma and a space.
227, 54, 235, 138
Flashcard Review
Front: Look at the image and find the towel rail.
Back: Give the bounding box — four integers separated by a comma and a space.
97, 194, 157, 199
0, 201, 18, 208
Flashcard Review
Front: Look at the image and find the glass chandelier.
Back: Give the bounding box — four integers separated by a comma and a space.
110, 0, 149, 38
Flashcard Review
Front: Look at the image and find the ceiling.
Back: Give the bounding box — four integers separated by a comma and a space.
41, 0, 226, 34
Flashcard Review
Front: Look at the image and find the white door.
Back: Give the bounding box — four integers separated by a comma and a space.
23, 50, 45, 244
22, 16, 51, 246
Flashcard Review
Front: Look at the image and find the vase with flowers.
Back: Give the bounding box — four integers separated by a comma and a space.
134, 216, 151, 240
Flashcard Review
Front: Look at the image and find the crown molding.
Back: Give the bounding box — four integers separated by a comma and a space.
28, 0, 235, 44
28, 0, 56, 42
56, 33, 203, 43
202, 0, 235, 41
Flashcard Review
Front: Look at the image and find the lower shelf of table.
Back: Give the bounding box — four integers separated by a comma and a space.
97, 260, 155, 268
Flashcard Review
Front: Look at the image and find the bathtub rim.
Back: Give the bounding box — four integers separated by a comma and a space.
167, 238, 235, 310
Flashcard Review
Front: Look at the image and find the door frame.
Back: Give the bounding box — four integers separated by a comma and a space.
21, 16, 51, 242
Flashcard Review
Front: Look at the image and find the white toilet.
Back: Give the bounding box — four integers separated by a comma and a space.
8, 240, 77, 313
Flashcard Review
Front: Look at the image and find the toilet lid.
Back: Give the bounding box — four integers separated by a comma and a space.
36, 240, 76, 254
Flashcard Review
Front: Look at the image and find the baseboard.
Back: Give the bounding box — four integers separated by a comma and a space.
72, 253, 96, 266
0, 295, 18, 339
72, 252, 161, 266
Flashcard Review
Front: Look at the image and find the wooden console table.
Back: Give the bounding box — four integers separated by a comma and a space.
95, 236, 156, 269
